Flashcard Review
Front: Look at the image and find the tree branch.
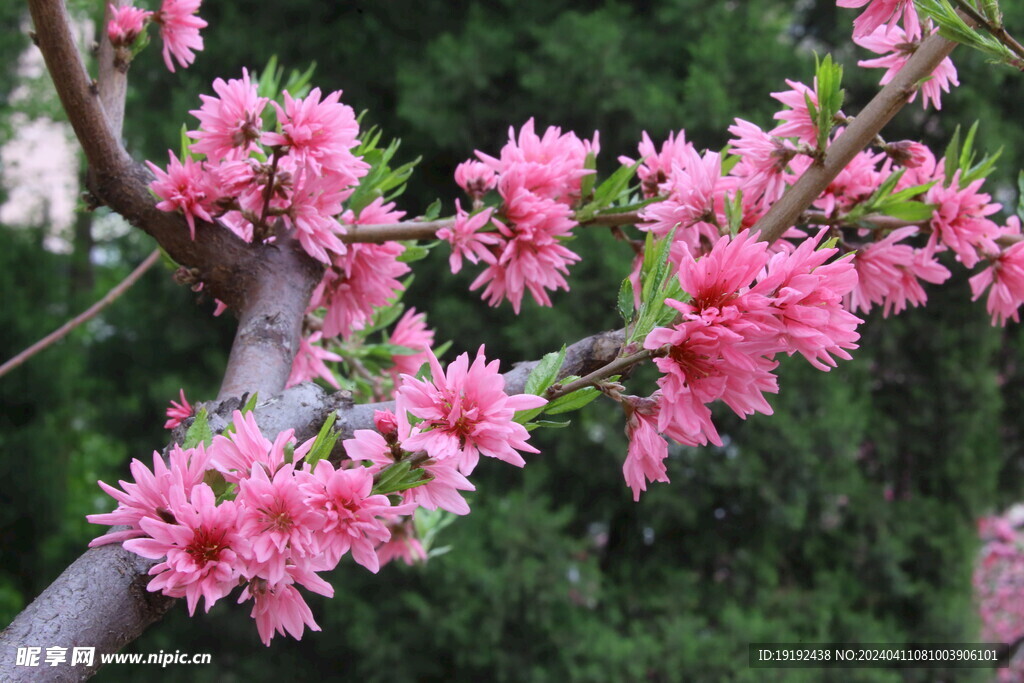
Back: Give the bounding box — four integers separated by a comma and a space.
0, 249, 160, 381
751, 30, 958, 243
96, 0, 130, 141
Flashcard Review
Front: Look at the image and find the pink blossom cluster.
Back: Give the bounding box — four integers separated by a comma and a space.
622, 230, 862, 500
89, 409, 422, 645
93, 348, 546, 643
106, 0, 206, 72
975, 507, 1024, 681
446, 119, 599, 313
147, 71, 369, 267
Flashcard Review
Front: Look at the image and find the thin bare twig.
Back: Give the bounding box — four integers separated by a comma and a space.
0, 249, 161, 380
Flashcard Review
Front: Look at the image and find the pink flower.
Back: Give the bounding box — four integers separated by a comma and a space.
188, 70, 268, 162
886, 140, 931, 169
437, 201, 501, 274
622, 398, 670, 502
386, 308, 435, 384
855, 24, 958, 110
208, 410, 312, 483
847, 226, 950, 316
287, 332, 342, 389
471, 179, 580, 313
639, 147, 723, 240
285, 169, 350, 264
236, 464, 325, 584
476, 118, 598, 205
927, 172, 1001, 268
837, 0, 919, 37
771, 80, 825, 145
263, 88, 369, 184
619, 130, 694, 198
970, 220, 1024, 326
299, 461, 409, 573
239, 575, 325, 646
454, 160, 498, 199
164, 388, 194, 429
88, 443, 212, 546
395, 347, 547, 476
146, 151, 219, 240
107, 4, 152, 48
727, 119, 796, 204
376, 518, 427, 567
154, 0, 206, 72
752, 230, 862, 371
124, 484, 248, 615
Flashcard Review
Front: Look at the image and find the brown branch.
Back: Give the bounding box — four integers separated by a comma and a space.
0, 249, 161, 381
951, 0, 1024, 65
96, 0, 131, 140
752, 30, 959, 244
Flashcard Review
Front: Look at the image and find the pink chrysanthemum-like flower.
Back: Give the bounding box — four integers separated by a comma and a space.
847, 226, 950, 316
239, 574, 327, 646
287, 332, 342, 389
299, 461, 409, 573
188, 69, 268, 162
284, 170, 349, 264
146, 151, 218, 240
476, 117, 598, 205
622, 397, 670, 502
386, 308, 435, 384
395, 347, 547, 476
752, 230, 862, 371
727, 119, 796, 204
376, 518, 428, 567
236, 464, 325, 585
639, 147, 723, 241
107, 4, 152, 48
88, 443, 212, 546
837, 0, 918, 38
970, 219, 1024, 326
437, 201, 502, 275
771, 80, 825, 145
208, 410, 312, 483
855, 25, 958, 110
124, 484, 247, 615
619, 130, 693, 198
263, 88, 369, 184
927, 172, 1001, 269
154, 0, 206, 72
164, 388, 194, 429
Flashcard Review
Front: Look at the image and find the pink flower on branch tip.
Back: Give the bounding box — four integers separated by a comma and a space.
87, 443, 212, 546
970, 219, 1024, 326
154, 0, 206, 72
263, 88, 369, 183
107, 4, 152, 48
847, 226, 950, 316
146, 150, 219, 240
454, 160, 498, 199
164, 388, 194, 429
395, 346, 546, 476
622, 398, 670, 502
855, 24, 958, 110
837, 0, 919, 38
770, 80, 826, 145
124, 484, 247, 615
239, 576, 323, 647
188, 69, 269, 162
927, 172, 1001, 269
619, 130, 693, 198
437, 201, 501, 275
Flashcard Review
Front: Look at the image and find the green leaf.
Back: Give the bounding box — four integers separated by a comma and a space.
617, 277, 635, 324
1017, 171, 1024, 220
878, 201, 936, 222
579, 151, 598, 201
525, 346, 566, 397
943, 124, 962, 187
525, 419, 571, 432
183, 407, 213, 449
397, 242, 432, 263
544, 386, 600, 415
423, 199, 443, 221
240, 392, 259, 415
305, 412, 339, 467
372, 461, 433, 496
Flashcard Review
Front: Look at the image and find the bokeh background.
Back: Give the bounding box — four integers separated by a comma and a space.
4, 1, 1024, 680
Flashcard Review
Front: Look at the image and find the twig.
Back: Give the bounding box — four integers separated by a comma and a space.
0, 249, 161, 381
751, 29, 959, 244
545, 348, 653, 401
951, 0, 1024, 64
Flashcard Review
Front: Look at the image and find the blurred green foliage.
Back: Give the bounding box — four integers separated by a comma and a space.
3, 1, 1024, 681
